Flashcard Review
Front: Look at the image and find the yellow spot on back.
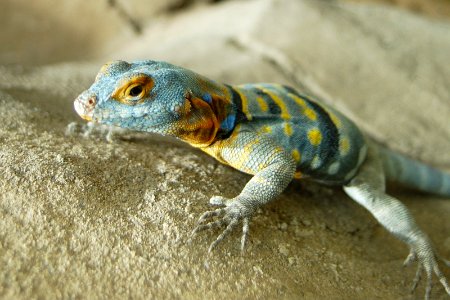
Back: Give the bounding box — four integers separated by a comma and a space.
284, 123, 293, 136
288, 93, 317, 121
221, 85, 231, 100
261, 126, 272, 134
258, 86, 291, 120
288, 93, 306, 108
292, 149, 301, 162
329, 112, 342, 128
256, 96, 268, 112
340, 137, 350, 155
308, 128, 322, 146
304, 108, 317, 121
234, 87, 252, 120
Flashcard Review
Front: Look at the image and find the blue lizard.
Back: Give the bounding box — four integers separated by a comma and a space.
74, 60, 450, 299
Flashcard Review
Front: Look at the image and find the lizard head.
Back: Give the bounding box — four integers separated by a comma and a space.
74, 60, 229, 146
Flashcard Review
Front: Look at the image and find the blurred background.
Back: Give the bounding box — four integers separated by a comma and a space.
1, 0, 450, 66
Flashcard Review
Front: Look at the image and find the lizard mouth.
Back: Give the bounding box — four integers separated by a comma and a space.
74, 94, 96, 121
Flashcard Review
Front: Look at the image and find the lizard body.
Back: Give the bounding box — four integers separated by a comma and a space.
75, 60, 450, 298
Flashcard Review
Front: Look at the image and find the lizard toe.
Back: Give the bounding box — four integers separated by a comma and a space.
197, 208, 225, 223
191, 217, 227, 235
405, 246, 450, 299
208, 218, 239, 253
240, 218, 250, 252
403, 249, 417, 267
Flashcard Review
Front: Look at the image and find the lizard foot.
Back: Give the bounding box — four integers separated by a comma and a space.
191, 196, 252, 253
403, 246, 450, 299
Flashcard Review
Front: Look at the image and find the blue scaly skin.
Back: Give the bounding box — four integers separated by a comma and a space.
75, 60, 450, 299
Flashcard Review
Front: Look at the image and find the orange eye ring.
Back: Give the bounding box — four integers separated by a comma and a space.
111, 74, 154, 105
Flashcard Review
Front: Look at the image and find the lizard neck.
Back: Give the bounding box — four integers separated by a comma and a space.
174, 83, 237, 148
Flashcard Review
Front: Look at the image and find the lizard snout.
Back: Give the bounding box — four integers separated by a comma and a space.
74, 92, 96, 121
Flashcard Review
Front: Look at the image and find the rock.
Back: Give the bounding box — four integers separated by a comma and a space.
0, 0, 449, 299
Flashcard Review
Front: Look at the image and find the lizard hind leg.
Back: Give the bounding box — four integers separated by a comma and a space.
343, 145, 450, 299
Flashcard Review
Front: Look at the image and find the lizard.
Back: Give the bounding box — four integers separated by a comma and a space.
74, 60, 450, 299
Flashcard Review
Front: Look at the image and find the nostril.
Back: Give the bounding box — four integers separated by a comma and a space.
87, 97, 96, 106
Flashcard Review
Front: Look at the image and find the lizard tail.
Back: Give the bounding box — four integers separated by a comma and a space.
379, 147, 450, 197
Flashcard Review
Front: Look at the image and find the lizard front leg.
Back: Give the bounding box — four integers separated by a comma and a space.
192, 127, 296, 253
343, 145, 450, 299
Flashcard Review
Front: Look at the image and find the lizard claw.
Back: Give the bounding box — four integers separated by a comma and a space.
197, 208, 225, 224
403, 249, 417, 267
191, 208, 227, 235
403, 247, 450, 299
208, 218, 240, 253
441, 257, 450, 267
192, 196, 254, 253
241, 218, 250, 252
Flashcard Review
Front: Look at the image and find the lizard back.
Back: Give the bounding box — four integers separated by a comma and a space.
227, 83, 367, 184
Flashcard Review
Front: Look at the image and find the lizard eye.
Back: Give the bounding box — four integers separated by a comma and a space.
111, 74, 153, 105
127, 84, 144, 98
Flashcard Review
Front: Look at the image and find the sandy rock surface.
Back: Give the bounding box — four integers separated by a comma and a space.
1, 0, 449, 299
